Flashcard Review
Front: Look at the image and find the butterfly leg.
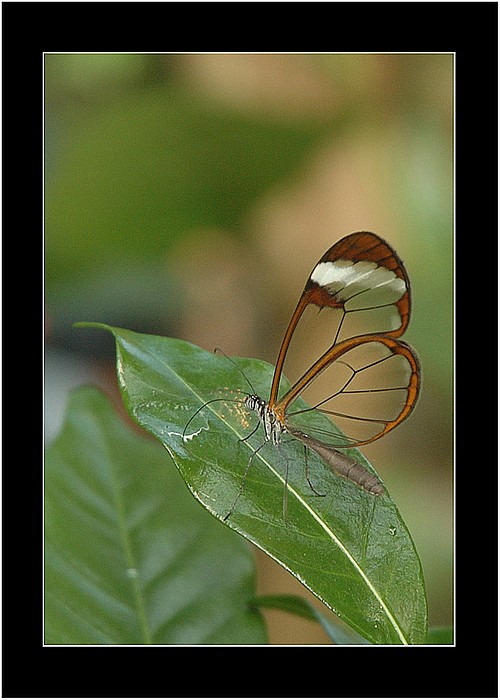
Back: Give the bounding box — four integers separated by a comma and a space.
282, 454, 289, 523
304, 444, 326, 497
223, 440, 267, 521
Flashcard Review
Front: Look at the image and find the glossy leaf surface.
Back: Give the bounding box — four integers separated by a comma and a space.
45, 386, 266, 644
426, 626, 454, 645
81, 324, 428, 645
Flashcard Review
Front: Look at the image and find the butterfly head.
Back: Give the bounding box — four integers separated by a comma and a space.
244, 394, 285, 446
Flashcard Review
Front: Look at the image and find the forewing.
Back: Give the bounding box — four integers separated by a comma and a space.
269, 232, 419, 445
269, 232, 412, 405
304, 231, 411, 341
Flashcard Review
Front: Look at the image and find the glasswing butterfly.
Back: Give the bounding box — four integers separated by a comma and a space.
185, 231, 420, 520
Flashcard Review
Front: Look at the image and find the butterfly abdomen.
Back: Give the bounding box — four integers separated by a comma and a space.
287, 427, 384, 496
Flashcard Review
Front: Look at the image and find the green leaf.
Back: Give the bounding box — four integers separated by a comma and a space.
426, 626, 454, 645
80, 324, 428, 645
44, 385, 267, 644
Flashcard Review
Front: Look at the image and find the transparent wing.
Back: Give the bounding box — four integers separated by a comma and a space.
268, 232, 420, 446
283, 336, 420, 448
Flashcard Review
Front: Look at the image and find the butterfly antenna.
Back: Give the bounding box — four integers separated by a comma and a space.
214, 347, 256, 395
183, 397, 240, 439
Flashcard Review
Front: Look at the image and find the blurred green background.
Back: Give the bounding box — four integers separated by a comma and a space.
45, 53, 453, 644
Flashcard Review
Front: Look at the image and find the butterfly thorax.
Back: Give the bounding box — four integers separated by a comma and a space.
245, 394, 285, 446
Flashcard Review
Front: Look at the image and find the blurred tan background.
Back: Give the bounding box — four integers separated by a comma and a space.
45, 53, 453, 644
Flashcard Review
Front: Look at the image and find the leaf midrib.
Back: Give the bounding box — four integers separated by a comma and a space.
103, 427, 153, 644
120, 331, 409, 645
